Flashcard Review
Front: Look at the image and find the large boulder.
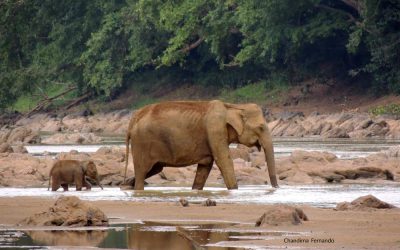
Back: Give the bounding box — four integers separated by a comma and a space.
0, 143, 13, 153
0, 153, 51, 187
0, 127, 40, 144
335, 195, 397, 211
255, 205, 308, 226
12, 144, 28, 154
19, 196, 109, 226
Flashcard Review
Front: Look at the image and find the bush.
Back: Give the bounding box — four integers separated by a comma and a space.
369, 104, 400, 116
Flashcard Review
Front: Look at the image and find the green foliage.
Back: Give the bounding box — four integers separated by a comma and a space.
13, 84, 76, 112
0, 0, 399, 111
220, 75, 289, 104
220, 82, 267, 103
369, 104, 400, 116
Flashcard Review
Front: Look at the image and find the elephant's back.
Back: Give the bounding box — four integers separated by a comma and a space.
134, 101, 210, 130
51, 160, 80, 173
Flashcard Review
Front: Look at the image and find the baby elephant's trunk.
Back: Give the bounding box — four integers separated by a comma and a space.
96, 176, 104, 190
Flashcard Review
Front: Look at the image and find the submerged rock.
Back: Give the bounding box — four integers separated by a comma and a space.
19, 196, 109, 226
335, 195, 397, 211
255, 205, 308, 226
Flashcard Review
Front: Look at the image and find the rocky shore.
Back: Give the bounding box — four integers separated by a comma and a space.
268, 111, 400, 139
1, 110, 400, 144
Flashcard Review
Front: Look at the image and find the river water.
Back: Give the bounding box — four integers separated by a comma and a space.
0, 184, 399, 208
17, 136, 400, 208
25, 137, 400, 159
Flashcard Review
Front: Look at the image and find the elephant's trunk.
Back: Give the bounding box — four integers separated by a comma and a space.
260, 130, 279, 188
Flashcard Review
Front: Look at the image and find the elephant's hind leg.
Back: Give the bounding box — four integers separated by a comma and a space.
134, 162, 164, 190
51, 178, 60, 191
145, 163, 164, 179
192, 162, 213, 190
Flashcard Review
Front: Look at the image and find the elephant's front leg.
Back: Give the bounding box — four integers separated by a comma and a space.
214, 156, 238, 189
192, 162, 213, 190
206, 103, 238, 190
207, 137, 238, 189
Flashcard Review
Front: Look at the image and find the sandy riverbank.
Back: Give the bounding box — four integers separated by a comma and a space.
0, 197, 399, 249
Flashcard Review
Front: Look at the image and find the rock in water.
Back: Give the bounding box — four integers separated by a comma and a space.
202, 198, 217, 206
179, 198, 189, 207
255, 205, 308, 226
19, 196, 108, 226
336, 195, 397, 211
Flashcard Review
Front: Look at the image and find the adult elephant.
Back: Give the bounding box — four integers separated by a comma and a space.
123, 100, 278, 190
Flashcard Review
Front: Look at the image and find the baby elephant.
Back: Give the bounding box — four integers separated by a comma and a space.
48, 160, 103, 191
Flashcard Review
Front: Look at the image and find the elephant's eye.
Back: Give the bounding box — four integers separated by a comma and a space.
258, 124, 265, 131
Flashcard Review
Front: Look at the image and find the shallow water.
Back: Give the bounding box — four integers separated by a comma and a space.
1, 184, 399, 208
25, 137, 400, 159
0, 221, 305, 249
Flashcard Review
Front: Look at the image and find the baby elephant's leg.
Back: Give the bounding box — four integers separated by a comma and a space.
61, 184, 69, 191
75, 176, 83, 191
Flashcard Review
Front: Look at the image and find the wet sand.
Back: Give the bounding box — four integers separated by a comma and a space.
0, 197, 399, 249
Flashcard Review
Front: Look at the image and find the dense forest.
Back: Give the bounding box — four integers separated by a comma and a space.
1, 0, 399, 111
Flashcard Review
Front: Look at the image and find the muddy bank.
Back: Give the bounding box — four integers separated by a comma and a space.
0, 145, 399, 188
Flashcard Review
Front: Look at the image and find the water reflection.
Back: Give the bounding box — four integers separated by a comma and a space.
0, 222, 305, 249
26, 230, 108, 247
100, 222, 239, 250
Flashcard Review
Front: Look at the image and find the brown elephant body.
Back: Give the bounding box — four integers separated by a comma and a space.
124, 100, 278, 190
48, 160, 103, 191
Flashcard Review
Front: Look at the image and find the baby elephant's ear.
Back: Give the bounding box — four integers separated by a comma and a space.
81, 161, 88, 172
87, 161, 97, 171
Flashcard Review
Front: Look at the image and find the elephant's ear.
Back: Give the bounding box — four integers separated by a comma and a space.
226, 109, 244, 136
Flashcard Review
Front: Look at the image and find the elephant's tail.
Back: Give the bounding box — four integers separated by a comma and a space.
48, 164, 56, 191
123, 131, 130, 184
48, 171, 52, 191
